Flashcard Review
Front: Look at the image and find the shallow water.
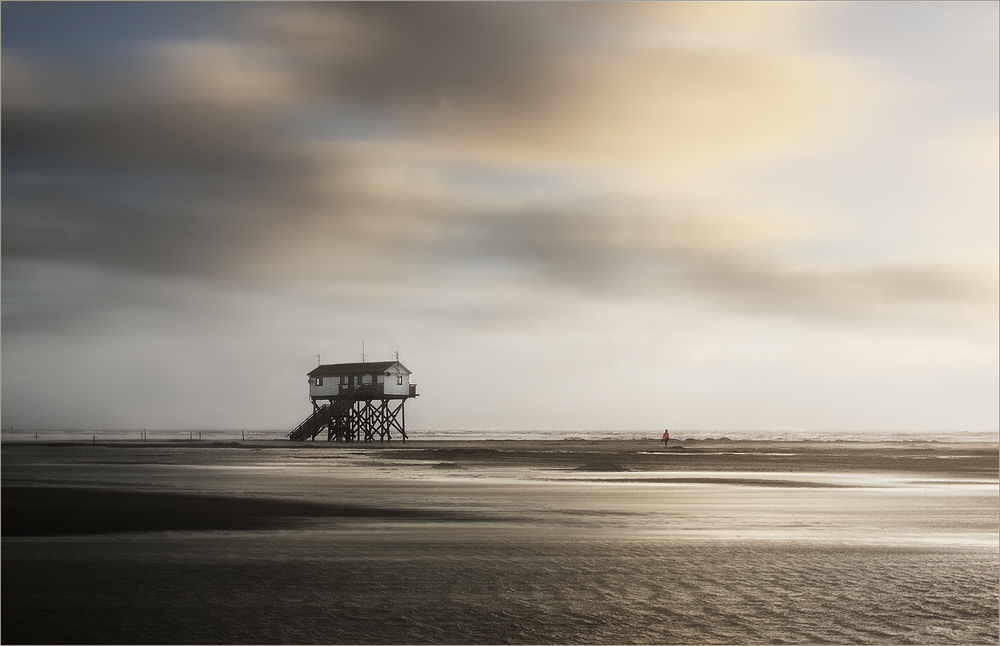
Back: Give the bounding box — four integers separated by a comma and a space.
3, 442, 998, 644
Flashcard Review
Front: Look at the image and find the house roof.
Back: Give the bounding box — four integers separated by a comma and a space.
308, 361, 411, 378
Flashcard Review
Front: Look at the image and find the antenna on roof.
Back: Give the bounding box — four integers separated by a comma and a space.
361, 341, 366, 363
316, 354, 321, 366
394, 350, 400, 361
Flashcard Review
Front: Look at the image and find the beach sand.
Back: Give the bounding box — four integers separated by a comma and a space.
3, 439, 998, 644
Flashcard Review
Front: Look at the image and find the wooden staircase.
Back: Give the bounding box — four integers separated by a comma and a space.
287, 391, 358, 441
287, 382, 414, 442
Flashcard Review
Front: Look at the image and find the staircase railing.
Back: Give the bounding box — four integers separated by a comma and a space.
287, 387, 364, 441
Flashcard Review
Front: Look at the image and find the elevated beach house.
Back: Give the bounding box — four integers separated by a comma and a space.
289, 360, 417, 442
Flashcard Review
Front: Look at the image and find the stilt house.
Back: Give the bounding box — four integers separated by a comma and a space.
289, 360, 417, 442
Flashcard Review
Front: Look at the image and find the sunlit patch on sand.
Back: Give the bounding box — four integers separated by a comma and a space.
638, 451, 799, 456
638, 527, 1000, 547
539, 469, 907, 487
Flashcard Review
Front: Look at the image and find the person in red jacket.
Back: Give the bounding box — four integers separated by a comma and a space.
662, 429, 670, 447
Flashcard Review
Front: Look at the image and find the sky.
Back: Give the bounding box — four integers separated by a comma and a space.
2, 1, 997, 433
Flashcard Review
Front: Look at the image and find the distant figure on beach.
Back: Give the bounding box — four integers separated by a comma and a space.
662, 429, 670, 447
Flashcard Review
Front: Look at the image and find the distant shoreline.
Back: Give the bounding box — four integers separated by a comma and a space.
3, 436, 998, 450
4, 428, 997, 445
4, 438, 996, 476
2, 434, 998, 444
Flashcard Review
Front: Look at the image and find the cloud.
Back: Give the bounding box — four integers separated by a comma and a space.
246, 2, 849, 168
3, 43, 336, 284
2, 2, 994, 339
398, 203, 997, 323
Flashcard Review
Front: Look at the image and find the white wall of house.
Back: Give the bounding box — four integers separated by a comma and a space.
309, 377, 341, 399
308, 362, 411, 398
383, 364, 410, 396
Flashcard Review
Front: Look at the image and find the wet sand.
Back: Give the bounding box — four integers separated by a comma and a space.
3, 439, 998, 644
378, 437, 1000, 474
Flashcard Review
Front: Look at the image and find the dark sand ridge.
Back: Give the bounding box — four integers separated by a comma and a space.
1, 487, 487, 537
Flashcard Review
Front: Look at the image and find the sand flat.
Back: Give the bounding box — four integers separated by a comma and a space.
3, 439, 997, 644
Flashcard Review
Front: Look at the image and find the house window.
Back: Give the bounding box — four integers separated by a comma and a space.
315, 377, 323, 387
397, 376, 403, 385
